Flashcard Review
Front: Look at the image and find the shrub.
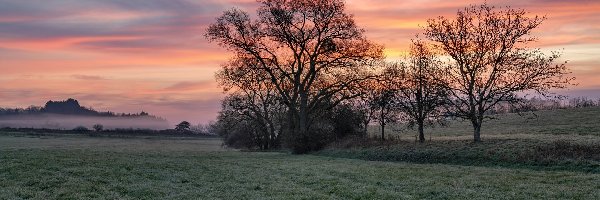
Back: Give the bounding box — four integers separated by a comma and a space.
72, 126, 89, 133
92, 124, 104, 131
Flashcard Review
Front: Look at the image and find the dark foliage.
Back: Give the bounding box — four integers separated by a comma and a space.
175, 121, 191, 132
72, 126, 90, 133
92, 124, 104, 131
330, 104, 367, 139
207, 0, 383, 153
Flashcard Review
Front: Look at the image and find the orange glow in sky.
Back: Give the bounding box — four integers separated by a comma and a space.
1, 0, 599, 124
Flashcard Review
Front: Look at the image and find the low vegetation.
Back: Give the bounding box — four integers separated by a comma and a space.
317, 107, 600, 173
318, 136, 600, 173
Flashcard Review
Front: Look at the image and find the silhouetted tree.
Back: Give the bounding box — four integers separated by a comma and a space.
44, 98, 97, 115
220, 93, 285, 149
356, 69, 400, 141
349, 95, 376, 136
212, 98, 285, 149
211, 109, 255, 148
175, 121, 191, 132
394, 40, 449, 143
93, 124, 104, 131
424, 3, 573, 142
216, 53, 286, 150
373, 90, 397, 141
207, 0, 383, 153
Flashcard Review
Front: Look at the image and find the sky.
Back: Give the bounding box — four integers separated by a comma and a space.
1, 0, 599, 125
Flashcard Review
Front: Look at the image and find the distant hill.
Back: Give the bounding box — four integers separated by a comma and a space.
0, 98, 169, 130
0, 98, 159, 118
44, 98, 97, 115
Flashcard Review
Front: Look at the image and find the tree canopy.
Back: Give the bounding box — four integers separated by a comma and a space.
207, 0, 383, 153
423, 3, 573, 141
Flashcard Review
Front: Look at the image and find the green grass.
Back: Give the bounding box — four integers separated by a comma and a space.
325, 107, 600, 174
317, 136, 600, 173
1, 134, 599, 199
368, 107, 600, 139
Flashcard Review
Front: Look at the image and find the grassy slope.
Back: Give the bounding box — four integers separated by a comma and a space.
428, 107, 600, 137
319, 107, 600, 173
1, 135, 599, 199
369, 107, 600, 139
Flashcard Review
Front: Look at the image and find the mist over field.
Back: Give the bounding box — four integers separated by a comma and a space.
0, 114, 169, 130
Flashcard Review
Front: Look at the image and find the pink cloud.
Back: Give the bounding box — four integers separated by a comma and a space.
1, 0, 599, 123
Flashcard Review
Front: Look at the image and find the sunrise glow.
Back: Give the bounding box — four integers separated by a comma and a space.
1, 0, 599, 124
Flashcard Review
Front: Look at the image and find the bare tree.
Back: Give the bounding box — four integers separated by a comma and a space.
358, 77, 399, 141
372, 89, 397, 141
207, 0, 383, 153
424, 3, 573, 142
219, 93, 285, 149
394, 40, 448, 143
349, 94, 377, 137
216, 56, 285, 149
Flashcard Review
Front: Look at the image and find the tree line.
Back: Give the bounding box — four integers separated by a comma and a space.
0, 98, 164, 120
205, 0, 573, 153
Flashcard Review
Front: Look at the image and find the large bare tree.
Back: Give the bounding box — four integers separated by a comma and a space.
206, 0, 383, 153
424, 4, 573, 142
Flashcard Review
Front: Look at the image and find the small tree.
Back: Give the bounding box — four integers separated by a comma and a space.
424, 3, 573, 142
394, 40, 448, 143
92, 124, 104, 132
360, 78, 398, 141
372, 89, 397, 141
175, 121, 191, 132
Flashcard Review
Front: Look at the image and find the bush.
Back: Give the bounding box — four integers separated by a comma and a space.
331, 104, 366, 139
92, 124, 104, 131
285, 122, 335, 154
287, 104, 367, 153
72, 126, 89, 133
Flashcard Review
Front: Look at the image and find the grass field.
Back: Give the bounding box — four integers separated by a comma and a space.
1, 107, 599, 199
0, 134, 598, 199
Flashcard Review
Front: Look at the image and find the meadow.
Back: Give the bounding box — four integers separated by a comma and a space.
1, 107, 599, 199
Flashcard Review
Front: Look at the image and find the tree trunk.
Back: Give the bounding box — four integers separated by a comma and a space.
269, 123, 277, 148
299, 93, 309, 151
362, 119, 370, 138
472, 120, 481, 142
288, 92, 311, 154
380, 122, 385, 141
380, 108, 385, 141
263, 132, 269, 150
418, 121, 425, 143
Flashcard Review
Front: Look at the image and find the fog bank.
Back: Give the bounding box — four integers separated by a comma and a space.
0, 114, 169, 130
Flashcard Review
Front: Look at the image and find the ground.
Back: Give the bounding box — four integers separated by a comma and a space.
0, 135, 597, 199
1, 108, 599, 199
